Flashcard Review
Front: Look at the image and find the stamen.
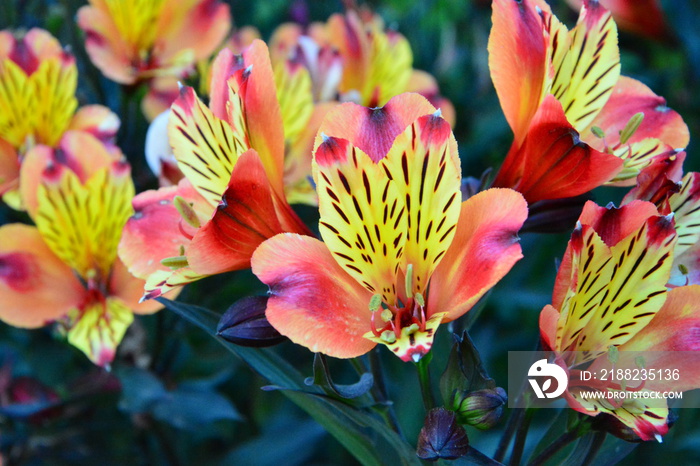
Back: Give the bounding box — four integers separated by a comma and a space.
414, 292, 425, 307
161, 255, 189, 269
619, 112, 644, 145
369, 293, 382, 312
405, 264, 414, 299
174, 195, 201, 228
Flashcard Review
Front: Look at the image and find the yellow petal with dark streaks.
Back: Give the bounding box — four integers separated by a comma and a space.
169, 86, 247, 207
555, 224, 613, 353
314, 136, 405, 304
67, 297, 134, 367
143, 266, 207, 301
560, 216, 676, 362
103, 0, 166, 53
378, 113, 461, 296
569, 389, 669, 441
607, 138, 674, 185
550, 1, 620, 132
669, 172, 700, 256
0, 59, 34, 147
35, 162, 134, 280
364, 30, 412, 107
274, 60, 314, 145
30, 58, 78, 146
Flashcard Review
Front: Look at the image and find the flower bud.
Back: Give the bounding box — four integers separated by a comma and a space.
416, 408, 469, 461
454, 387, 507, 430
217, 296, 286, 347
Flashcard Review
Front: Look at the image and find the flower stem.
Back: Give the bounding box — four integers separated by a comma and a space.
494, 408, 523, 462
368, 351, 404, 437
526, 430, 579, 466
509, 407, 534, 465
416, 355, 435, 411
581, 431, 606, 466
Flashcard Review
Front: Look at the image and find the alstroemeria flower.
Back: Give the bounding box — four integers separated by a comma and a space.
566, 0, 672, 42
78, 0, 231, 120
118, 40, 311, 300
489, 0, 688, 203
252, 94, 527, 362
621, 160, 700, 287
539, 200, 700, 441
0, 29, 119, 208
0, 134, 163, 366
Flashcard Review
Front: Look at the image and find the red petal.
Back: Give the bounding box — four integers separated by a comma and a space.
428, 188, 528, 322
251, 233, 376, 358
578, 199, 660, 247
315, 93, 437, 162
187, 150, 283, 275
494, 96, 623, 203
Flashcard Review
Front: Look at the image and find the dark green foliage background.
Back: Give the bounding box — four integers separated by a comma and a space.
1, 0, 700, 464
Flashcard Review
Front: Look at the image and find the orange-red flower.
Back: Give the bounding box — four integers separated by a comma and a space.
78, 0, 231, 120
118, 40, 311, 300
489, 0, 688, 203
0, 133, 162, 366
539, 200, 700, 440
252, 94, 527, 362
0, 29, 119, 208
622, 160, 700, 288
566, 0, 672, 42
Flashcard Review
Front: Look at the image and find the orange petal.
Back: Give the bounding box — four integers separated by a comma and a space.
428, 188, 528, 322
251, 233, 376, 359
141, 77, 180, 121
316, 93, 437, 162
405, 70, 456, 127
0, 138, 19, 196
77, 4, 136, 84
327, 12, 370, 98
68, 105, 120, 143
284, 102, 334, 206
488, 0, 549, 146
187, 150, 283, 275
539, 304, 560, 351
494, 95, 623, 204
613, 286, 700, 392
117, 179, 208, 281
157, 0, 231, 64
566, 0, 671, 42
583, 76, 689, 150
240, 40, 286, 199
0, 224, 85, 328
108, 257, 172, 314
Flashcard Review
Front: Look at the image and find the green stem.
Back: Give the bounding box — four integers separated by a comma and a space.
581, 431, 606, 466
368, 351, 404, 437
509, 407, 534, 466
415, 356, 435, 411
495, 408, 523, 462
526, 430, 579, 466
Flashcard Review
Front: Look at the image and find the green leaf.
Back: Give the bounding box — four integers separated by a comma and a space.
158, 298, 420, 466
439, 331, 496, 407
